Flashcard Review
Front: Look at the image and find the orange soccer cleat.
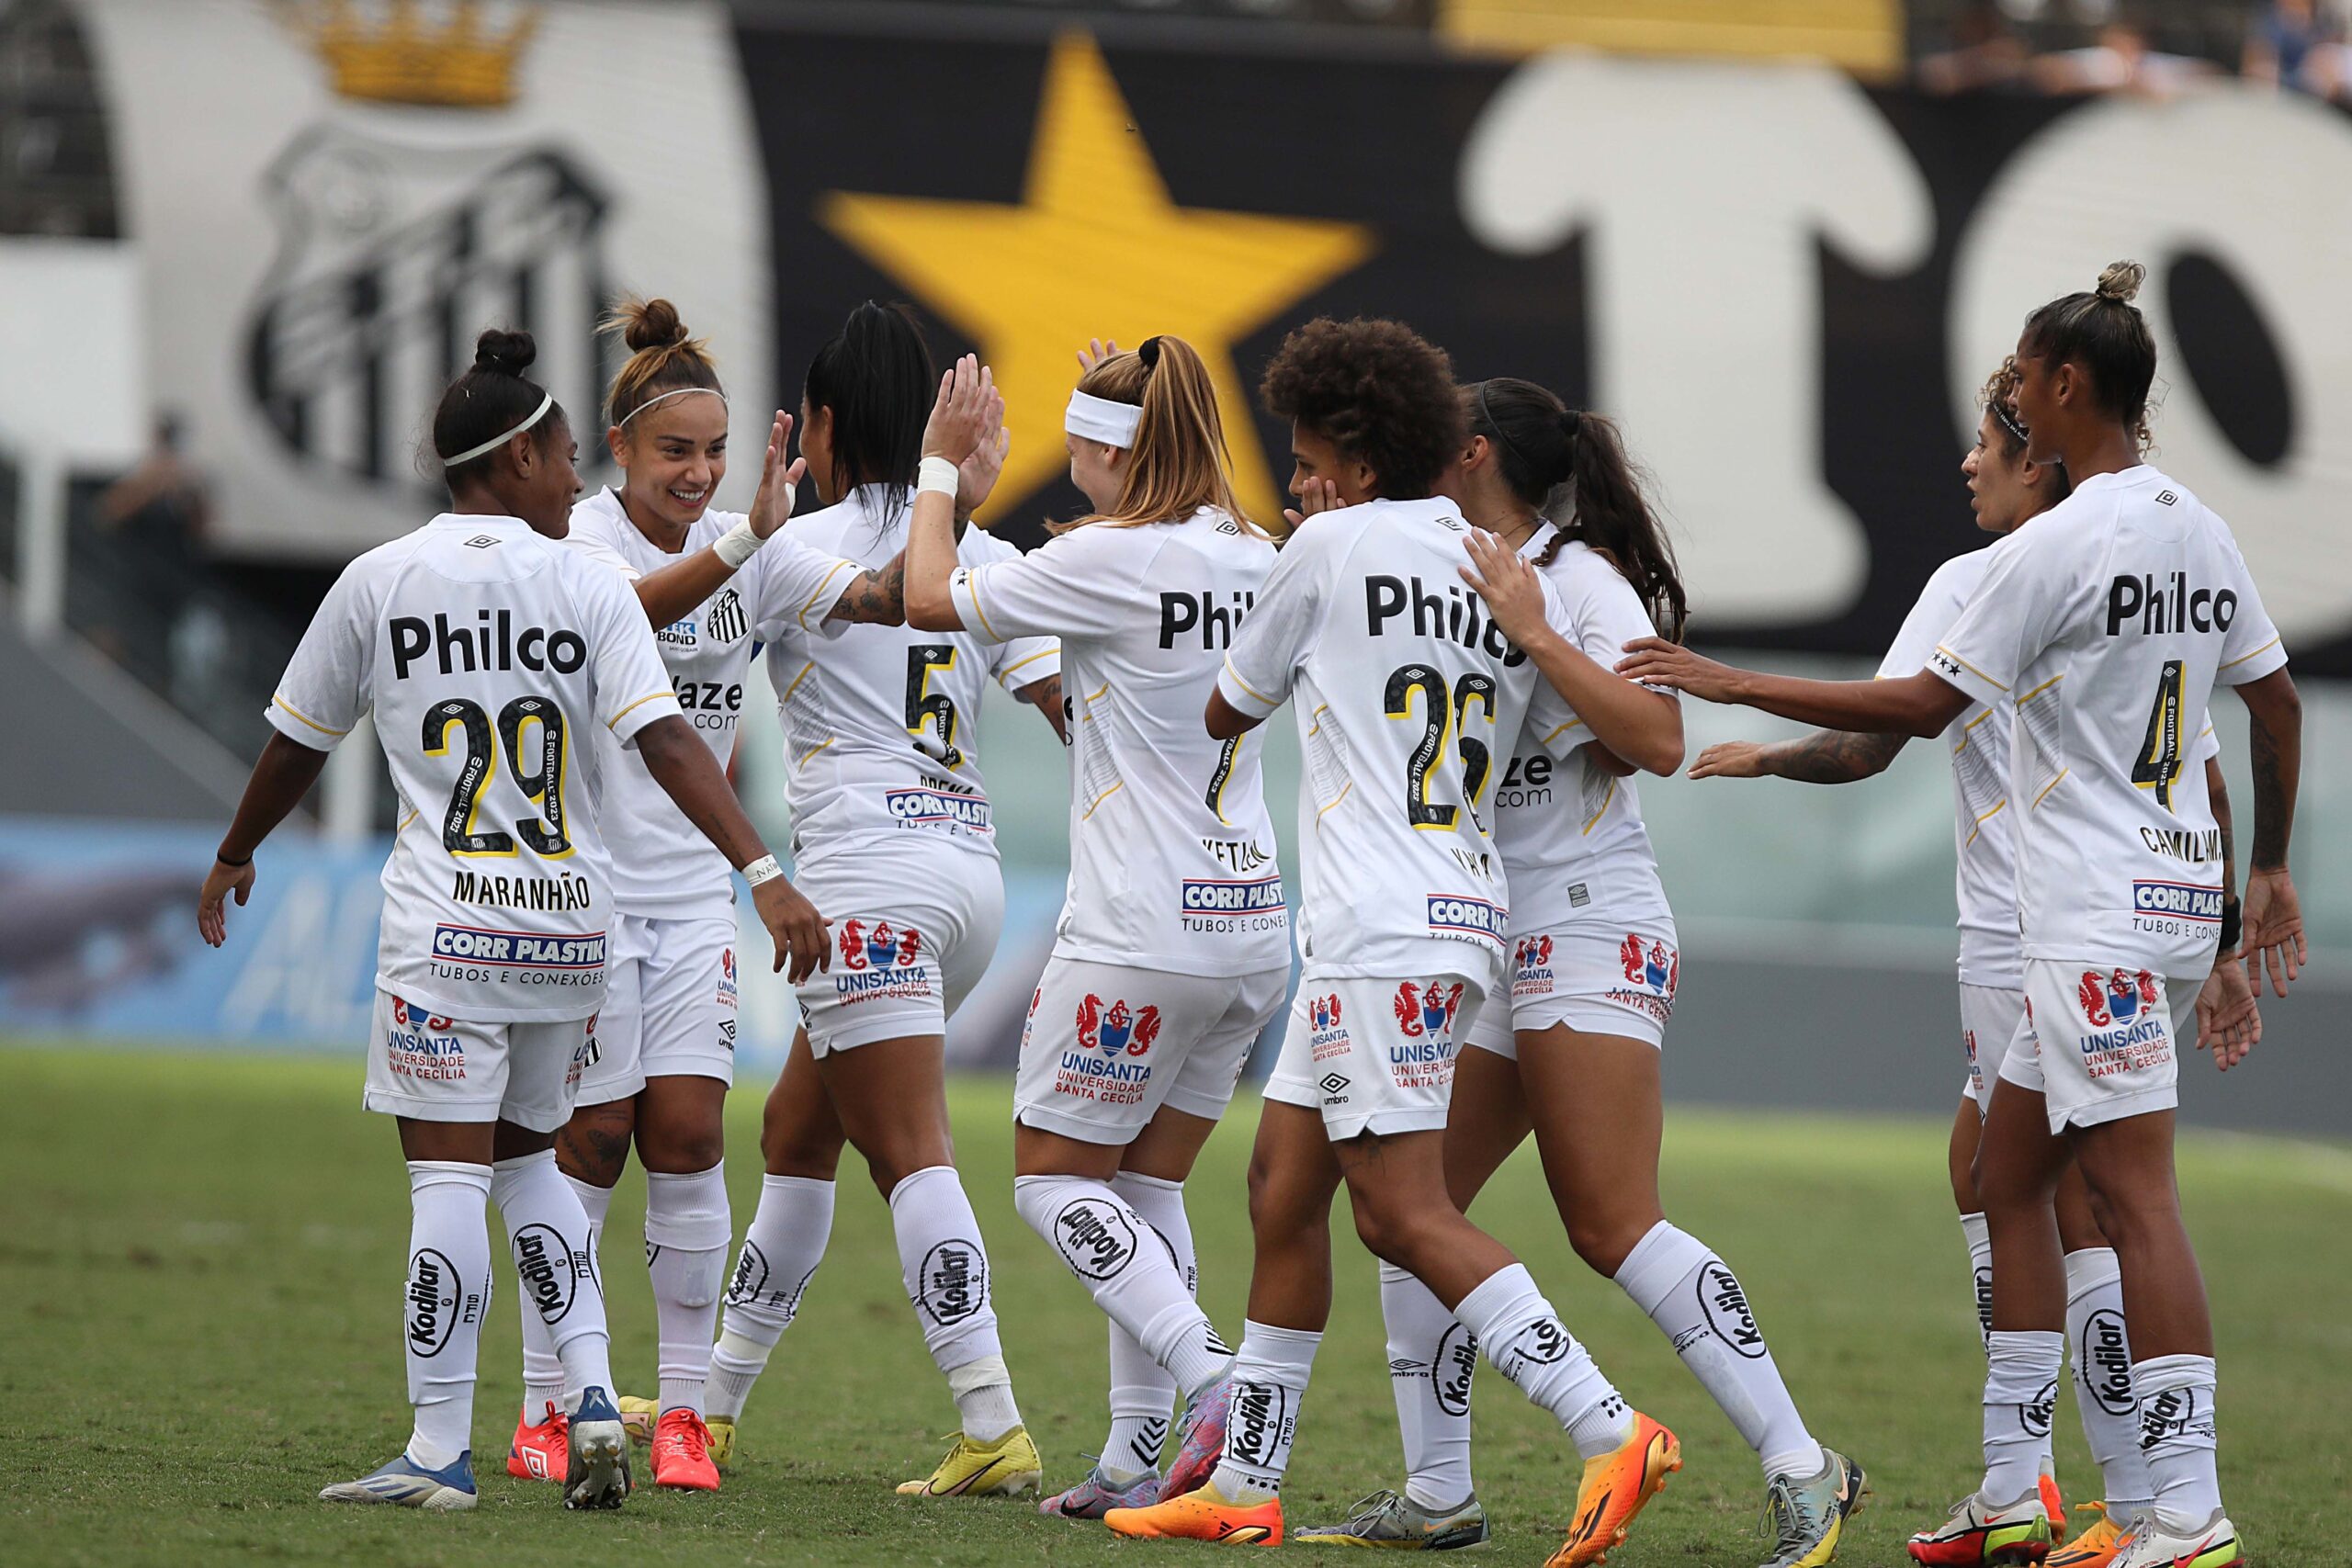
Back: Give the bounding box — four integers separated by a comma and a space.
2048, 1503, 2130, 1568
1548, 1412, 1681, 1568
1105, 1479, 1283, 1545
649, 1408, 722, 1492
506, 1399, 569, 1483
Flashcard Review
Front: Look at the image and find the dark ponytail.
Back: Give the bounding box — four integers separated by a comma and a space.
433, 328, 566, 484
803, 300, 935, 529
2019, 260, 2157, 453
1466, 378, 1687, 641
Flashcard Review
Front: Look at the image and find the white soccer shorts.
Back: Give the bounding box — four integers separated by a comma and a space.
363, 988, 594, 1134
1013, 958, 1288, 1144
1958, 982, 2025, 1112
1996, 959, 2190, 1132
790, 847, 1003, 1055
1463, 918, 1679, 1056
574, 912, 741, 1102
1264, 971, 1489, 1140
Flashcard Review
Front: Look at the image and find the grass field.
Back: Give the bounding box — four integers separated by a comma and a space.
6, 1044, 2349, 1567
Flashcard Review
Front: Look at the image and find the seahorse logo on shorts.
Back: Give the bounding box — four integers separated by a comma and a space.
1078, 994, 1162, 1057
1512, 934, 1555, 998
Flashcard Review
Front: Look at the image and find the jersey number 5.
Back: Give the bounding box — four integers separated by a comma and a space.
1385, 664, 1498, 830
904, 645, 965, 769
424, 695, 572, 857
2130, 659, 2187, 810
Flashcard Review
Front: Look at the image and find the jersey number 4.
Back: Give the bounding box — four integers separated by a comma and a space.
2130, 659, 2187, 810
424, 695, 571, 857
1385, 664, 1498, 830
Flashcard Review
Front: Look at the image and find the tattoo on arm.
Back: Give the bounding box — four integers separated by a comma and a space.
1022, 674, 1069, 743
830, 558, 906, 625
2249, 708, 2287, 868
1768, 728, 1906, 784
2210, 759, 2236, 905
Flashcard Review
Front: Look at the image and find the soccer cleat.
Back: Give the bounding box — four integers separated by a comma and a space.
650, 1408, 722, 1492
1756, 1448, 1870, 1567
1549, 1412, 1681, 1568
1905, 1491, 2053, 1565
1039, 1457, 1162, 1519
2048, 1503, 2128, 1568
1106, 1478, 1283, 1545
705, 1414, 736, 1469
564, 1386, 632, 1510
1162, 1373, 1235, 1498
895, 1426, 1043, 1497
2107, 1510, 2243, 1568
618, 1393, 661, 1445
319, 1449, 479, 1511
507, 1401, 569, 1483
2040, 1471, 2068, 1530
1293, 1487, 1492, 1550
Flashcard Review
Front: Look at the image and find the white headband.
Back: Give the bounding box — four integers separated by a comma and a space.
442, 391, 554, 468
1066, 388, 1142, 448
619, 386, 729, 426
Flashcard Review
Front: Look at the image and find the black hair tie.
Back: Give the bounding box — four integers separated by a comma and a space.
1562, 409, 1584, 440
1138, 336, 1163, 370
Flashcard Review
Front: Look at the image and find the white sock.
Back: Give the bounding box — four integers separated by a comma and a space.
2132, 1353, 2222, 1529
490, 1150, 613, 1409
1453, 1263, 1632, 1461
1013, 1174, 1230, 1410
1208, 1319, 1321, 1503
1380, 1264, 1477, 1510
1981, 1329, 2064, 1506
890, 1166, 1021, 1439
1613, 1223, 1822, 1479
708, 1172, 834, 1423
1961, 1211, 1994, 1353
2064, 1248, 2154, 1516
646, 1163, 731, 1417
519, 1175, 609, 1422
403, 1161, 493, 1472
1102, 1171, 1198, 1478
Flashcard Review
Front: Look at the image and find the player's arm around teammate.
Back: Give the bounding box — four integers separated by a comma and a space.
906, 340, 1290, 1514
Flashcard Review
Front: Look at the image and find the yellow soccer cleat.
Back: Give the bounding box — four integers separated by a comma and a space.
617, 1394, 661, 1446
1106, 1478, 1283, 1545
896, 1427, 1043, 1497
2049, 1503, 2128, 1568
1549, 1412, 1681, 1568
706, 1414, 736, 1470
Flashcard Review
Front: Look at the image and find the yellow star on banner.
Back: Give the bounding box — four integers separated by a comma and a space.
820, 31, 1374, 528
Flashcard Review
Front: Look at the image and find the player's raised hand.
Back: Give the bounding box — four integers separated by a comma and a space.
2241, 866, 2305, 998
748, 411, 807, 540
1456, 528, 1551, 647
1617, 637, 1749, 705
1077, 337, 1123, 372
956, 412, 1012, 528
197, 856, 254, 947
2195, 954, 2261, 1069
753, 876, 831, 985
1690, 740, 1770, 780
1282, 476, 1342, 531
921, 353, 1001, 468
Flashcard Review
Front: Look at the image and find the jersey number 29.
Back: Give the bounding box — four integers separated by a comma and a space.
424, 695, 571, 857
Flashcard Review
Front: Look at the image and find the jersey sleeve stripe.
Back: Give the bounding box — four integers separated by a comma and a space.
2018, 672, 2064, 705
1542, 717, 1585, 744
272, 695, 349, 737
606, 691, 672, 729
964, 567, 1007, 642
2218, 635, 2283, 671
1963, 795, 2008, 847
1080, 780, 1126, 820
798, 560, 856, 628
1932, 645, 2008, 693
1001, 647, 1057, 680
1221, 656, 1278, 706
2032, 767, 2070, 809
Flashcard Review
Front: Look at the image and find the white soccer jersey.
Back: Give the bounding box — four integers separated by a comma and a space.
266, 513, 684, 1022
1492, 532, 1673, 932
762, 484, 1060, 866
566, 488, 862, 921
1928, 467, 2285, 973
947, 508, 1288, 976
1216, 497, 1577, 983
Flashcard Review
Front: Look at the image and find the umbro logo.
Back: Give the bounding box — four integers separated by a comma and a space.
465, 535, 502, 549
2155, 490, 2177, 506
1319, 1073, 1350, 1096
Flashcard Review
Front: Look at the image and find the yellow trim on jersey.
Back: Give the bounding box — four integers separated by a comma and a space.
1543, 716, 1586, 746
799, 559, 856, 628
606, 691, 672, 731
1963, 796, 2008, 848
2032, 768, 2070, 809
2018, 672, 2064, 705
2219, 634, 2282, 671
1316, 781, 1354, 819
1080, 780, 1126, 820
396, 807, 419, 833
513, 703, 577, 861
962, 565, 1007, 642
1001, 647, 1057, 682
797, 737, 834, 768
1933, 645, 2008, 693
273, 694, 348, 737
1221, 656, 1278, 708
1582, 775, 1617, 834
777, 660, 816, 704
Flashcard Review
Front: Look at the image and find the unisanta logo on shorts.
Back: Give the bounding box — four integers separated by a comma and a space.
1513, 933, 1555, 990
1307, 993, 1348, 1060
2132, 880, 2223, 922
1181, 875, 1286, 912
432, 923, 605, 968
513, 1224, 577, 1325
1621, 933, 1679, 998
1427, 895, 1505, 946
407, 1247, 459, 1357
1226, 1382, 1292, 1468
2078, 968, 2159, 1029
917, 1240, 985, 1325
838, 919, 923, 972
2082, 1308, 2135, 1416
1079, 994, 1162, 1057
1696, 1260, 1766, 1359
885, 786, 993, 831
386, 997, 464, 1080
1053, 1197, 1137, 1280
1393, 980, 1464, 1055
1433, 1321, 1479, 1416
718, 946, 739, 1008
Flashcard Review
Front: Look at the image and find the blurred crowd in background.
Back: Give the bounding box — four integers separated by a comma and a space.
1917, 0, 2352, 96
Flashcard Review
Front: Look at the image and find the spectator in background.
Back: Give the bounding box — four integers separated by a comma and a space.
95, 413, 222, 711
2029, 17, 2220, 96
1917, 1, 2031, 93
2245, 0, 2343, 92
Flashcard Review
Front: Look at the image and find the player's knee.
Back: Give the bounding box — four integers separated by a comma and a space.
642, 1118, 724, 1175
1565, 1213, 1657, 1279
763, 1121, 842, 1180
556, 1099, 637, 1186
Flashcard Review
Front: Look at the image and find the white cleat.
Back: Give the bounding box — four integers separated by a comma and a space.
319, 1450, 479, 1511
2109, 1509, 2244, 1568
563, 1387, 633, 1510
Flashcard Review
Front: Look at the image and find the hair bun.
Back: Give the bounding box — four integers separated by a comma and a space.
473, 328, 537, 377
2095, 261, 2146, 305
619, 296, 689, 353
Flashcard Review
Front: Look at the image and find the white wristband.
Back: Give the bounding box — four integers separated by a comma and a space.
741, 853, 784, 886
917, 456, 960, 501
714, 519, 765, 570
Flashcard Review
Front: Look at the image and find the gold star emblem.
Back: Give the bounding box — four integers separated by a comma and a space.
820, 32, 1374, 526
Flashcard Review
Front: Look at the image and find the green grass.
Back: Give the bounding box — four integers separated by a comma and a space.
4, 1044, 2349, 1567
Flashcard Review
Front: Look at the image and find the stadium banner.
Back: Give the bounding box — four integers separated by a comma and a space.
0, 816, 1063, 1066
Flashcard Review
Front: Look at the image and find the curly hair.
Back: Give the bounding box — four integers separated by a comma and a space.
1259, 318, 1462, 502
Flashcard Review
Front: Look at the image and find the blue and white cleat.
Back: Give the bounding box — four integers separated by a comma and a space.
1039, 1457, 1162, 1519
564, 1386, 632, 1510
319, 1449, 479, 1511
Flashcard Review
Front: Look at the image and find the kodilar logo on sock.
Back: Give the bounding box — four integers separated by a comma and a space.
725, 1240, 769, 1308
1054, 1196, 1137, 1280
2023, 1378, 2058, 1438
2137, 1385, 2213, 1450
2081, 1309, 2136, 1416
1227, 1382, 1292, 1469
513, 1224, 579, 1325
1697, 1261, 1766, 1359
1433, 1322, 1479, 1416
918, 1240, 985, 1325
406, 1247, 459, 1358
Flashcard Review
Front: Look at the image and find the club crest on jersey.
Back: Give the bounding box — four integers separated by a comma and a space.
1512, 933, 1555, 998
1078, 995, 1162, 1057
838, 919, 922, 972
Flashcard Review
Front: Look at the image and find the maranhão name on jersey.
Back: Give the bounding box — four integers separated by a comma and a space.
1159, 589, 1256, 650
391, 610, 587, 680
1427, 894, 1507, 948
450, 869, 595, 912
1365, 575, 1530, 667
2105, 572, 2238, 637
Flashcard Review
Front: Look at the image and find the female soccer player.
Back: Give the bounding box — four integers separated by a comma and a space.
1620, 265, 2305, 1568
702, 301, 1065, 1497
901, 339, 1286, 1517
505, 299, 909, 1494
1103, 319, 1673, 1565
1297, 378, 1862, 1568
196, 329, 827, 1513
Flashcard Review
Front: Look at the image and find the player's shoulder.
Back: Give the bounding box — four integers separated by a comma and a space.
959, 522, 1028, 567
786, 491, 865, 553
1922, 543, 1998, 604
